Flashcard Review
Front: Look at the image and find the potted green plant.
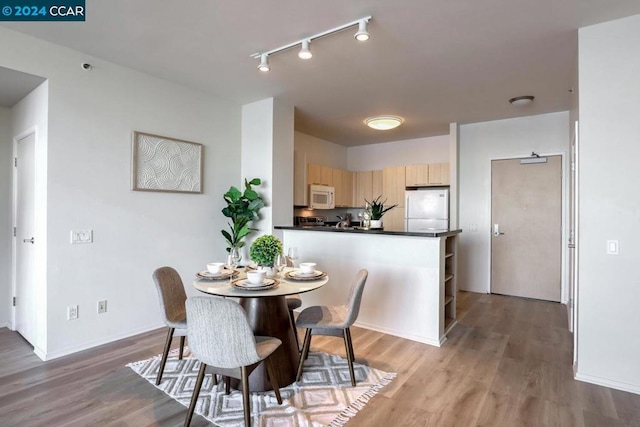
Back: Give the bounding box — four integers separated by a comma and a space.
249, 234, 283, 278
221, 178, 265, 259
364, 196, 398, 229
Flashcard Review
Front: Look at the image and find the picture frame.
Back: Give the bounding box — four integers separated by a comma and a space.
131, 131, 203, 193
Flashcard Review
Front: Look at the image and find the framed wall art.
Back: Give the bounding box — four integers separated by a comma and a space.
131, 131, 203, 193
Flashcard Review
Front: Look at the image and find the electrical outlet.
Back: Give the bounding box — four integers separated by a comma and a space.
97, 300, 107, 314
67, 305, 79, 320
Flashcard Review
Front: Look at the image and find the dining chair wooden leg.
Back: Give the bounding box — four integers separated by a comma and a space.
296, 329, 312, 382
179, 336, 186, 360
343, 328, 356, 386
224, 376, 231, 395
184, 362, 207, 427
156, 327, 175, 385
345, 327, 355, 362
289, 309, 300, 351
241, 366, 251, 427
264, 357, 283, 404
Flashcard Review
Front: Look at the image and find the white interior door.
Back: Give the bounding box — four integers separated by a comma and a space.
14, 132, 37, 345
491, 155, 562, 302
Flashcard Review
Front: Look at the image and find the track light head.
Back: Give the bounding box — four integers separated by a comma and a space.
298, 40, 312, 59
257, 54, 270, 72
354, 19, 370, 41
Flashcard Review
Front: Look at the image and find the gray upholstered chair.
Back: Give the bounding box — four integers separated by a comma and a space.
184, 296, 283, 427
295, 269, 368, 386
152, 266, 188, 386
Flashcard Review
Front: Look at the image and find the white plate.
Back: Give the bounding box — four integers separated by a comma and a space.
197, 268, 237, 279
290, 269, 323, 278
231, 278, 278, 290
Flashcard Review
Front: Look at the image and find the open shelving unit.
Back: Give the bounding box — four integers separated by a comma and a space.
442, 235, 457, 334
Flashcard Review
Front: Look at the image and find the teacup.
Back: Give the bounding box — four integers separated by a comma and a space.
299, 262, 317, 274
246, 270, 266, 285
206, 262, 225, 274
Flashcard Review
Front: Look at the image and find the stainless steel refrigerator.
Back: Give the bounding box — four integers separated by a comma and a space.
405, 188, 449, 232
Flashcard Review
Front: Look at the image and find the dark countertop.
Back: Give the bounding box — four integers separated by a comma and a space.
275, 225, 462, 238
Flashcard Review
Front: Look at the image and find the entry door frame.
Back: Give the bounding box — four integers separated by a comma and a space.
11, 126, 44, 354
488, 151, 569, 304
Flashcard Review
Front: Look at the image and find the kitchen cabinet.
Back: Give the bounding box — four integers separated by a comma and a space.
405, 164, 430, 186
406, 163, 450, 186
428, 162, 450, 185
382, 208, 405, 232
382, 166, 406, 207
372, 170, 383, 199
333, 168, 354, 207
293, 151, 307, 206
354, 171, 372, 208
307, 163, 333, 187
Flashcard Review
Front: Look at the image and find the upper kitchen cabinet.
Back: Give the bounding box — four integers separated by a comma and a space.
294, 151, 307, 206
307, 163, 333, 187
333, 168, 354, 207
372, 170, 383, 199
406, 164, 430, 186
428, 163, 450, 186
354, 171, 372, 208
406, 163, 450, 186
383, 166, 406, 207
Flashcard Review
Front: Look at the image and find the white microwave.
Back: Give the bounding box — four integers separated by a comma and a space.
309, 185, 335, 209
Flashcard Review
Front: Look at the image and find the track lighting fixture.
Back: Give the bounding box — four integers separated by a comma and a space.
354, 19, 370, 41
257, 54, 270, 72
298, 40, 312, 59
251, 16, 372, 71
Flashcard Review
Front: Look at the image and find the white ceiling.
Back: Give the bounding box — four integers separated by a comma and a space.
2, 1, 640, 146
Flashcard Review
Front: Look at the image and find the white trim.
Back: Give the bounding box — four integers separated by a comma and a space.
487, 151, 568, 303
575, 371, 640, 395
35, 323, 165, 361
11, 127, 38, 345
354, 320, 443, 348
0, 322, 11, 329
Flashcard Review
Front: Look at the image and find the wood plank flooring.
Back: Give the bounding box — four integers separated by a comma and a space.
1, 291, 639, 426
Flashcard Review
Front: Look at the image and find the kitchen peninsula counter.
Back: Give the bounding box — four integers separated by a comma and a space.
276, 226, 461, 347
275, 225, 460, 238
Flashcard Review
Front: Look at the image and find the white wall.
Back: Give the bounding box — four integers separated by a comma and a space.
0, 107, 11, 327
0, 27, 241, 359
10, 81, 49, 353
347, 135, 449, 171
241, 98, 294, 244
576, 14, 640, 394
294, 131, 348, 169
458, 112, 570, 294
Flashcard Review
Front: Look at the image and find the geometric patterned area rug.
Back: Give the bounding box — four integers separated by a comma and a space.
127, 349, 396, 427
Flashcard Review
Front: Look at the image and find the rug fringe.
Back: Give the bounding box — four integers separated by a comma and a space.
327, 372, 397, 427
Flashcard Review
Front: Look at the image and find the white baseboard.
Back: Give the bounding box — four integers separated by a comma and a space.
0, 322, 11, 329
38, 323, 164, 361
575, 371, 640, 395
354, 320, 442, 348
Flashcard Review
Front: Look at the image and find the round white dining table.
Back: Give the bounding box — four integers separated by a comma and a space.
193, 267, 328, 391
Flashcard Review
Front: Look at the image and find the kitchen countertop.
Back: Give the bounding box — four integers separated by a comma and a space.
275, 225, 461, 238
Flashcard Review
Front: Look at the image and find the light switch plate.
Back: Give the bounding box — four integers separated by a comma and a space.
71, 230, 93, 244
606, 240, 619, 255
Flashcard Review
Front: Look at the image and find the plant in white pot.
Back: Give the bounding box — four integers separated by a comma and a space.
365, 196, 398, 229
249, 234, 283, 278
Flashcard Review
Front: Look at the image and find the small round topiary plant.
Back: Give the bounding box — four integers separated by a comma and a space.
249, 235, 283, 267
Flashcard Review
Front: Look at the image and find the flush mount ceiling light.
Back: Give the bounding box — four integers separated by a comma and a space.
365, 116, 404, 130
509, 95, 535, 106
251, 16, 371, 71
257, 54, 270, 72
298, 40, 312, 59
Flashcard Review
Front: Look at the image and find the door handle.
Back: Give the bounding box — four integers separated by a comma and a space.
493, 224, 505, 237
23, 237, 34, 244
